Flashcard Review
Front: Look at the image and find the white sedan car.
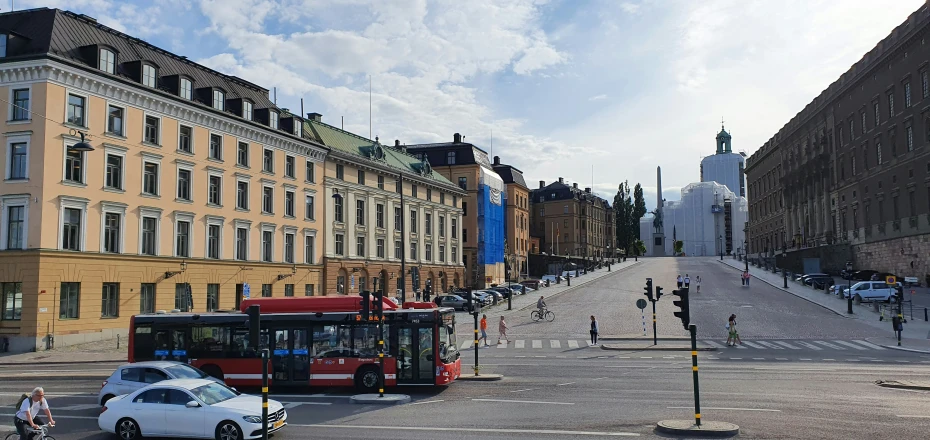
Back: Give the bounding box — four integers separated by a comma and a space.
99, 379, 286, 440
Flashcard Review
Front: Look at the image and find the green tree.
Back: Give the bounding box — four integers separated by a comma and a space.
614, 181, 635, 254
673, 240, 684, 255
632, 183, 647, 240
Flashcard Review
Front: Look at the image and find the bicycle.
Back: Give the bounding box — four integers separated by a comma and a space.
4, 424, 55, 440
530, 308, 555, 322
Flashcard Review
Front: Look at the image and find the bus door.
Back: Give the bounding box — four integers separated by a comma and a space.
396, 325, 435, 385
270, 327, 310, 385
153, 328, 189, 363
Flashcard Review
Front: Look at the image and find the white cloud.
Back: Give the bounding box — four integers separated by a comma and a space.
620, 2, 640, 14
588, 94, 608, 101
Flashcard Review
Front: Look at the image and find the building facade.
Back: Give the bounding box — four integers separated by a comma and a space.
746, 1, 930, 277
701, 126, 746, 198
0, 9, 327, 352
530, 178, 613, 262
306, 116, 465, 300
492, 156, 530, 281
406, 134, 505, 288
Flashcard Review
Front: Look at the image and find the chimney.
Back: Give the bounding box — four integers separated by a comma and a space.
573, 183, 578, 189
453, 133, 462, 143
395, 139, 401, 147
493, 156, 500, 165
539, 180, 545, 189
306, 112, 322, 122
585, 187, 592, 193
558, 177, 564, 184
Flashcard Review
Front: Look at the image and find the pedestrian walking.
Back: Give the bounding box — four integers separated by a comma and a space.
590, 315, 599, 345
726, 314, 742, 346
498, 316, 509, 345
677, 274, 683, 288
742, 271, 751, 287
695, 275, 702, 293
684, 274, 691, 289
480, 314, 489, 347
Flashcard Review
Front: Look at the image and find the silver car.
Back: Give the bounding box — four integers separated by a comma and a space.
98, 361, 223, 405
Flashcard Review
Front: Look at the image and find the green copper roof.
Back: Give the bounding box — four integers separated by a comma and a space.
305, 120, 456, 187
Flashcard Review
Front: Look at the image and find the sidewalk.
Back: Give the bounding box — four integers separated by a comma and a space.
720, 258, 930, 353
455, 259, 641, 337
0, 338, 126, 365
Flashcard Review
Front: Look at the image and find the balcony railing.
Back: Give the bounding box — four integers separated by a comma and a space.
893, 220, 901, 231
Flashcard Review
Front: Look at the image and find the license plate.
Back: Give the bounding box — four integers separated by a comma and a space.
273, 420, 284, 429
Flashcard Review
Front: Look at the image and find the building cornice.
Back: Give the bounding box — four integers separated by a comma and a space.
327, 149, 465, 196
0, 59, 328, 162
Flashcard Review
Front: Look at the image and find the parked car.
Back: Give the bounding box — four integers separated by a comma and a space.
520, 280, 541, 290
481, 289, 504, 303
98, 361, 225, 405
844, 281, 901, 302
796, 273, 828, 284
489, 286, 515, 299
808, 276, 835, 290
436, 294, 471, 311
505, 283, 534, 293
99, 378, 287, 440
850, 270, 879, 281
541, 275, 563, 283
456, 290, 491, 307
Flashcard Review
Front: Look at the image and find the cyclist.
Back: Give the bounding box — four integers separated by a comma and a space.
15, 387, 54, 440
536, 296, 547, 318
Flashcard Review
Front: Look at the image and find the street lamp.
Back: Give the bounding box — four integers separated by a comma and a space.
718, 235, 723, 261
743, 241, 749, 272
781, 243, 788, 288
846, 261, 854, 314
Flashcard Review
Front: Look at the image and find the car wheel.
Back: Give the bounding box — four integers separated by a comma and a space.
116, 418, 141, 440
355, 365, 380, 392
100, 394, 115, 406
216, 421, 242, 440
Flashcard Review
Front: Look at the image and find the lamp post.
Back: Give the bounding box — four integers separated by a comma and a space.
718, 235, 723, 261
846, 261, 853, 314
781, 243, 788, 288
397, 173, 407, 305
743, 241, 749, 272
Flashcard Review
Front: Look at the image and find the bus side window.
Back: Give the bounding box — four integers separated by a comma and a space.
133, 326, 154, 361
311, 325, 337, 358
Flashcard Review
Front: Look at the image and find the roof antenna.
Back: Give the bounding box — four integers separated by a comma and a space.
369, 75, 372, 140
341, 116, 344, 130
300, 98, 304, 120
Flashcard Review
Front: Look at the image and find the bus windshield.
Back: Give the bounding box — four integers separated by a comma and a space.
438, 312, 458, 362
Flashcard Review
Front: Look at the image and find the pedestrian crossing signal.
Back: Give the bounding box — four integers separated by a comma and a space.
644, 278, 654, 301
672, 288, 690, 330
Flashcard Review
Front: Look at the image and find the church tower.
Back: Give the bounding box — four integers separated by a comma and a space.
716, 124, 732, 154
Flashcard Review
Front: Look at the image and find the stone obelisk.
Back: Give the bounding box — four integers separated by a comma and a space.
652, 166, 666, 256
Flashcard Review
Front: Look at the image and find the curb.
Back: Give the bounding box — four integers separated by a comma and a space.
874, 344, 930, 354
456, 373, 504, 381
0, 359, 124, 365
875, 380, 930, 391
600, 345, 715, 352
655, 420, 739, 438
516, 262, 641, 312
349, 394, 411, 405
718, 261, 852, 318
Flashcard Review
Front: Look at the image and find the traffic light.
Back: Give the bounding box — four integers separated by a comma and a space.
672, 288, 690, 330
644, 278, 654, 301
360, 291, 371, 320
246, 305, 260, 349
655, 286, 663, 300
895, 286, 904, 304
371, 291, 384, 320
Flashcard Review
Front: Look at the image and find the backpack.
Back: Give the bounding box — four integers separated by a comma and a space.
15, 393, 28, 410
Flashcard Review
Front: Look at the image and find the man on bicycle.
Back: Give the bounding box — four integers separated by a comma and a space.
15, 387, 54, 440
537, 296, 547, 317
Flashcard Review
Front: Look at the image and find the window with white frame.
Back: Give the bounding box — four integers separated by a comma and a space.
425, 243, 432, 261
7, 139, 28, 180
284, 231, 295, 263
242, 100, 253, 120
99, 48, 115, 74
269, 110, 278, 129
304, 194, 315, 220
447, 151, 456, 164
11, 88, 29, 121
208, 175, 222, 206
180, 78, 193, 100
425, 213, 431, 235
107, 105, 124, 136
439, 244, 445, 262
376, 238, 385, 258
64, 146, 84, 184
105, 152, 124, 190
67, 94, 86, 126
175, 214, 193, 258
356, 200, 365, 225
409, 241, 418, 260
102, 211, 122, 253
236, 180, 249, 210
206, 219, 222, 259
394, 240, 402, 259
394, 206, 401, 231
144, 115, 160, 144
177, 167, 192, 201
438, 215, 445, 237
101, 283, 119, 318
294, 121, 302, 137
209, 134, 223, 160
261, 226, 274, 262
263, 149, 274, 173
285, 190, 295, 217
376, 204, 384, 228
334, 233, 344, 256
306, 160, 315, 182
304, 232, 316, 264
237, 142, 249, 167
142, 158, 159, 196
59, 196, 88, 251
140, 214, 158, 256
235, 223, 249, 260
334, 195, 344, 222
410, 210, 418, 233
285, 155, 295, 178
213, 89, 225, 111
262, 185, 274, 214
141, 64, 157, 88
356, 236, 365, 257
0, 35, 6, 57
452, 246, 457, 263
1, 195, 28, 250
178, 125, 193, 153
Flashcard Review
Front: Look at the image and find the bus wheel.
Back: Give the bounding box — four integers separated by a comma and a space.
355, 366, 380, 392
200, 364, 224, 381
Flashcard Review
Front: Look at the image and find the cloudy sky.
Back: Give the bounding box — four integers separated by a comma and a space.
21, 0, 926, 208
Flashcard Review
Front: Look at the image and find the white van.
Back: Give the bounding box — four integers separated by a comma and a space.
846, 281, 900, 302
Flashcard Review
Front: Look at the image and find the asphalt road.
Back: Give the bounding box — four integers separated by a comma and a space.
2, 257, 929, 439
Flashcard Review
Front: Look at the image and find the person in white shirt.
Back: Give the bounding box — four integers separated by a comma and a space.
676, 275, 683, 288
15, 387, 54, 440
684, 274, 691, 288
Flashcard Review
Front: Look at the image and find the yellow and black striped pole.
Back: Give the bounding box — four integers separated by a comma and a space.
652, 300, 658, 345
689, 324, 701, 427
473, 291, 480, 376
261, 348, 269, 440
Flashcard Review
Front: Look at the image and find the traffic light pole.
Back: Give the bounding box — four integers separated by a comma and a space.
651, 299, 657, 346
377, 293, 385, 398
261, 348, 269, 440
689, 324, 701, 427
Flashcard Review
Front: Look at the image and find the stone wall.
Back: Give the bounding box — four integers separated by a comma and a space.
776, 244, 853, 275
853, 235, 930, 283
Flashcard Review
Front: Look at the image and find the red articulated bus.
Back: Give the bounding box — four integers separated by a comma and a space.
128, 296, 461, 390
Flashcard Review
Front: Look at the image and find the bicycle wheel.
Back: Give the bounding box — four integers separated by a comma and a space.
544, 311, 555, 322
530, 311, 541, 322
5, 432, 20, 440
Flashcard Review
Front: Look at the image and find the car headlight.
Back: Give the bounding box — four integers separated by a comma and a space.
242, 416, 263, 424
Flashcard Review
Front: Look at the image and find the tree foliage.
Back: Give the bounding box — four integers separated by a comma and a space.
632, 183, 647, 239
615, 181, 649, 254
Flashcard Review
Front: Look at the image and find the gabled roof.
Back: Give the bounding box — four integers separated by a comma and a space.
493, 165, 528, 189
306, 120, 459, 189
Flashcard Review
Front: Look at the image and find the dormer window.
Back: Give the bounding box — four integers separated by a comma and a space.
179, 78, 192, 100
269, 110, 278, 129
213, 90, 225, 111
99, 49, 115, 74
141, 64, 157, 88
243, 100, 253, 120
294, 121, 301, 137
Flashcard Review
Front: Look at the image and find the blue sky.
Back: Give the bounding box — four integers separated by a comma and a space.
19, 0, 927, 210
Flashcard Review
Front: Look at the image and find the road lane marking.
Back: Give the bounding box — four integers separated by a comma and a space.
557, 382, 575, 386
703, 341, 725, 348
667, 406, 780, 412
834, 341, 868, 350
852, 340, 886, 350
515, 355, 526, 358
741, 341, 765, 349
472, 398, 574, 405
755, 341, 783, 350
730, 357, 743, 360
814, 341, 843, 350
640, 356, 653, 359
550, 340, 561, 349
511, 388, 536, 393
568, 340, 580, 349
532, 340, 543, 348
283, 402, 332, 408
752, 358, 765, 360
822, 359, 835, 361
290, 424, 640, 437
800, 358, 812, 361
592, 377, 607, 381
775, 358, 788, 361
772, 341, 801, 349
497, 341, 508, 348
409, 400, 444, 405
795, 341, 822, 350
515, 340, 526, 348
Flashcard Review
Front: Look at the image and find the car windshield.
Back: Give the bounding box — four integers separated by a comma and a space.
190, 382, 238, 405
166, 365, 209, 379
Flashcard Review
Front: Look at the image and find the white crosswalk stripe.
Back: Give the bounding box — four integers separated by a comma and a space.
796, 341, 823, 350
586, 340, 596, 347
814, 341, 844, 350
852, 340, 885, 350
567, 340, 580, 349
461, 340, 473, 350
464, 338, 889, 352
772, 341, 802, 349
550, 340, 561, 349
740, 341, 766, 349
754, 341, 784, 349
833, 340, 868, 350
497, 341, 508, 348
704, 341, 726, 349
515, 340, 525, 348
532, 340, 542, 348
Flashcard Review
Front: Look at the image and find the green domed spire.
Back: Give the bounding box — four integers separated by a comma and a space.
715, 119, 732, 154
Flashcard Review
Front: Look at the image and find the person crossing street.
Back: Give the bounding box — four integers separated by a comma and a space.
497, 316, 509, 345
590, 315, 599, 345
479, 314, 490, 347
